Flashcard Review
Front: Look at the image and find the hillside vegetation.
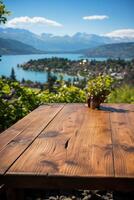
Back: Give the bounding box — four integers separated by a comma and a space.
81, 42, 134, 58
0, 77, 134, 132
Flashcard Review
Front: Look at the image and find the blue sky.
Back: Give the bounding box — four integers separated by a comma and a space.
3, 0, 134, 36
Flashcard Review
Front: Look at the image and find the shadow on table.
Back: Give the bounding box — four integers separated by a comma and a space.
99, 106, 129, 113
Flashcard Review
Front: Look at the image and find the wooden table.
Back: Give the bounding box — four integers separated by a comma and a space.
0, 104, 134, 198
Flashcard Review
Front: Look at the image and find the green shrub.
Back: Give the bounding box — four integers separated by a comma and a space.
38, 85, 86, 103
107, 85, 134, 103
0, 78, 40, 131
0, 77, 133, 133
86, 75, 114, 98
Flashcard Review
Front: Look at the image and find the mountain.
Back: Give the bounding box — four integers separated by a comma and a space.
0, 28, 47, 51
40, 32, 109, 51
0, 28, 107, 51
0, 28, 128, 52
0, 28, 134, 53
79, 42, 134, 58
0, 37, 45, 55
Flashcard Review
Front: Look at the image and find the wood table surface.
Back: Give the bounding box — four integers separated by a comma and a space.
0, 103, 134, 191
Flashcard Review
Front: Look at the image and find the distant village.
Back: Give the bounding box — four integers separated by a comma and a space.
17, 57, 134, 88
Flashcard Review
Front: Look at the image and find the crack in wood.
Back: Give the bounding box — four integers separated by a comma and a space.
64, 138, 70, 149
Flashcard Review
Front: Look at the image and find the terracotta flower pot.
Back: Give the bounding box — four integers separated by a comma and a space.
87, 96, 102, 109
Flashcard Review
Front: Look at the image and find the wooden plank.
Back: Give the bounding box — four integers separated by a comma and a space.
0, 105, 50, 151
110, 104, 134, 177
0, 104, 64, 174
7, 104, 114, 178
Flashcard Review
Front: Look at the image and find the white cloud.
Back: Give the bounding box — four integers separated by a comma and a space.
104, 29, 134, 38
83, 15, 109, 20
6, 16, 63, 28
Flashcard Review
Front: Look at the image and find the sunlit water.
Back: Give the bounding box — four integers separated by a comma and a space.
0, 54, 106, 83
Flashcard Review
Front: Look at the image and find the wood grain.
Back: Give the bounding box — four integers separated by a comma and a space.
0, 104, 64, 174
0, 106, 43, 151
0, 103, 133, 191
110, 104, 134, 177
8, 104, 114, 177
0, 105, 62, 151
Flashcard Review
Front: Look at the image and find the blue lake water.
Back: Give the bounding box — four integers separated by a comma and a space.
0, 54, 106, 83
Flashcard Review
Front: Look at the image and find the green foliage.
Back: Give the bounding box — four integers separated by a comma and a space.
0, 0, 10, 24
58, 85, 86, 103
20, 57, 71, 71
0, 76, 133, 133
0, 78, 40, 131
107, 85, 134, 103
38, 85, 86, 103
86, 75, 114, 99
0, 77, 86, 132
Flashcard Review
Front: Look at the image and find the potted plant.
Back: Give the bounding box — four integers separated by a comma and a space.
86, 75, 114, 109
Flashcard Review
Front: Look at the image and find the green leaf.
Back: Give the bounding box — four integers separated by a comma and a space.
2, 84, 10, 94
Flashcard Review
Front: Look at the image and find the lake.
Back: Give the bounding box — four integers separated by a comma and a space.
0, 54, 106, 83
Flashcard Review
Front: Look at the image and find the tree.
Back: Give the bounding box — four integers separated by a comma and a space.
21, 78, 25, 83
0, 0, 10, 24
10, 68, 16, 81
0, 1, 10, 61
47, 69, 57, 92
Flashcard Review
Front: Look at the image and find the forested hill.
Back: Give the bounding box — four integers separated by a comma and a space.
79, 42, 134, 58
0, 38, 45, 55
